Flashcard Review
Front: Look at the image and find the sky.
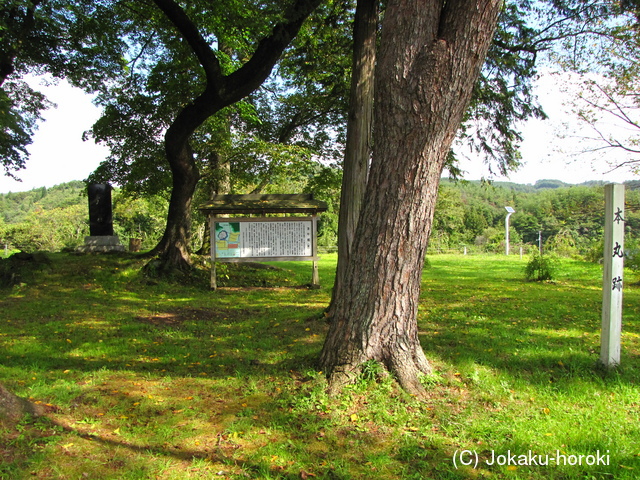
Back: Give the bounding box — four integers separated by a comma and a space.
0, 78, 110, 194
452, 71, 635, 185
0, 71, 636, 195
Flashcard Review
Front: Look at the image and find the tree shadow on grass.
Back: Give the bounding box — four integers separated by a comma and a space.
420, 261, 640, 389
10, 375, 637, 480
2, 253, 639, 478
420, 312, 640, 391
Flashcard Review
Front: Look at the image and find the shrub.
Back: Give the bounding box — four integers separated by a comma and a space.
524, 252, 559, 281
545, 228, 579, 257
625, 237, 640, 273
583, 238, 604, 264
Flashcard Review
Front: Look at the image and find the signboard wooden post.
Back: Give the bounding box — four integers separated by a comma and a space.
601, 183, 625, 368
213, 218, 315, 260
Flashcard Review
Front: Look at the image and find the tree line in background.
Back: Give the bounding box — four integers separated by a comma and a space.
0, 181, 167, 253
432, 179, 640, 259
3, 178, 640, 263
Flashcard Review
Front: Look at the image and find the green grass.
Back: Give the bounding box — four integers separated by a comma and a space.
1, 252, 639, 479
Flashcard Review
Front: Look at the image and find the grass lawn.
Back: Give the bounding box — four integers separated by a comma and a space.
1, 252, 639, 479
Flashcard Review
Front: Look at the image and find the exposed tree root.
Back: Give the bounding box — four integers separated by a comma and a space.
388, 350, 432, 400
323, 346, 433, 400
0, 383, 42, 427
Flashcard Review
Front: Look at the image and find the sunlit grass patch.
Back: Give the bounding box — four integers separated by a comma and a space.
1, 252, 639, 479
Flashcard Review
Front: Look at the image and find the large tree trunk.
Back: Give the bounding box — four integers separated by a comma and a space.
152, 139, 200, 272
320, 0, 501, 397
328, 0, 378, 317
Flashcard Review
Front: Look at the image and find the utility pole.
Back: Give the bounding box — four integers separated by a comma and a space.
538, 230, 542, 254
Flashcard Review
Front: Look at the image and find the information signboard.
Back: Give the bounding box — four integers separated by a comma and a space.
212, 217, 316, 261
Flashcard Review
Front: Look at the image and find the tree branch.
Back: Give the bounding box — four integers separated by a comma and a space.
154, 0, 322, 147
493, 2, 625, 58
223, 0, 323, 105
151, 0, 224, 90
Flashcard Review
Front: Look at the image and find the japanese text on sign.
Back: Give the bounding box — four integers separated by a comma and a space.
214, 220, 313, 259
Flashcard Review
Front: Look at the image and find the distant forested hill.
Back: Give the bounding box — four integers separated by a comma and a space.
1, 178, 639, 258
431, 178, 640, 257
0, 181, 86, 224
0, 181, 167, 253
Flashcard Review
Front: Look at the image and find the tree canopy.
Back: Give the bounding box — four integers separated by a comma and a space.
0, 1, 130, 178
86, 0, 351, 198
4, 0, 640, 185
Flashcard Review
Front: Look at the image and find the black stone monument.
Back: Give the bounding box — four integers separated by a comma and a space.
88, 183, 114, 236
77, 183, 125, 252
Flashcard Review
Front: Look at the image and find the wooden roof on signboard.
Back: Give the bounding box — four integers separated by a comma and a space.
198, 194, 328, 215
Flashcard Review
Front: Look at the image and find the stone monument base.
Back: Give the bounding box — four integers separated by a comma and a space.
77, 236, 126, 253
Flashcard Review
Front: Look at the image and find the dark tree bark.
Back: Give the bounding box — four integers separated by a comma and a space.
320, 0, 502, 397
328, 0, 378, 317
0, 53, 15, 86
153, 137, 200, 272
150, 0, 322, 272
0, 383, 42, 426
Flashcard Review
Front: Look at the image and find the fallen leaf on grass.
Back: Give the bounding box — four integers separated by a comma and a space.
300, 470, 316, 479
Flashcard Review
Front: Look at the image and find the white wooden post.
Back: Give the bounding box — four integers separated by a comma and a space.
538, 231, 542, 254
601, 183, 625, 368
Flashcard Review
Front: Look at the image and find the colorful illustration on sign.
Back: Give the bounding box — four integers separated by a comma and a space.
215, 222, 241, 258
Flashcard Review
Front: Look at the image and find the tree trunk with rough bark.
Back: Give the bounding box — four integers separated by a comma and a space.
0, 383, 42, 426
320, 0, 501, 397
153, 139, 200, 272
328, 0, 378, 318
